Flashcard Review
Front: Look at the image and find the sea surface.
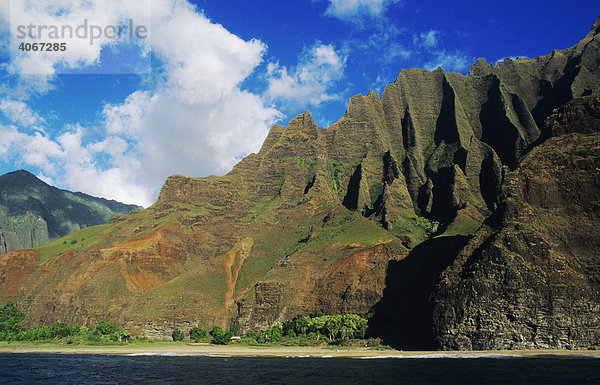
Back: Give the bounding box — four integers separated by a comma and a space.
1, 353, 599, 384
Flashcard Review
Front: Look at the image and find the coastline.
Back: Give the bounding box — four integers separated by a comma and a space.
1, 344, 599, 358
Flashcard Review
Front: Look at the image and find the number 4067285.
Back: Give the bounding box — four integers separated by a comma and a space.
18, 42, 66, 51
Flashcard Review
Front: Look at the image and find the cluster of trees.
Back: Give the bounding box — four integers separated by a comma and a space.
174, 325, 235, 344
2, 302, 370, 345
0, 302, 130, 342
282, 311, 369, 341
179, 311, 369, 345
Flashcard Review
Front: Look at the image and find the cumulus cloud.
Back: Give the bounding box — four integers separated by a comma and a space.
425, 50, 472, 73
322, 0, 401, 22
266, 43, 346, 107
0, 0, 283, 206
4, 0, 151, 75
0, 125, 62, 171
0, 99, 45, 130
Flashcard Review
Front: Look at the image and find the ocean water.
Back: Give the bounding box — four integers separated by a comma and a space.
0, 353, 599, 384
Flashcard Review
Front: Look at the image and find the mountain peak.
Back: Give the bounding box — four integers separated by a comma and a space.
0, 169, 47, 187
469, 57, 493, 76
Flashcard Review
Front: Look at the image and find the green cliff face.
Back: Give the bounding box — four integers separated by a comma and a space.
0, 18, 599, 348
0, 170, 142, 254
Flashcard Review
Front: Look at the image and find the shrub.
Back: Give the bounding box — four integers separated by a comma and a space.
189, 326, 207, 342
209, 326, 224, 337
172, 328, 184, 342
210, 326, 229, 345
96, 320, 118, 335
0, 302, 26, 338
120, 330, 131, 342
48, 322, 77, 338
256, 334, 266, 344
267, 326, 283, 342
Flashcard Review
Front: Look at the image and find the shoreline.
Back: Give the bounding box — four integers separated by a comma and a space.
1, 344, 599, 358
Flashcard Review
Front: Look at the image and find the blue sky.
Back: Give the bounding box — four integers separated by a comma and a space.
0, 0, 598, 206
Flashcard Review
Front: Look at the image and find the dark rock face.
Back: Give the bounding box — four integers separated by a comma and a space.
0, 170, 141, 254
432, 96, 600, 350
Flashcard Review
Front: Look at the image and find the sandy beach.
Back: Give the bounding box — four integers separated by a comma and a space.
1, 344, 599, 358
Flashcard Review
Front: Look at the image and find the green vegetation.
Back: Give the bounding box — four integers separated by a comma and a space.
369, 182, 384, 206
34, 222, 118, 263
282, 313, 369, 341
1, 302, 376, 348
209, 326, 232, 345
328, 160, 342, 193
389, 215, 440, 245
439, 213, 481, 237
0, 302, 25, 338
189, 326, 207, 342
0, 303, 132, 343
243, 195, 279, 223
295, 156, 317, 171
172, 328, 184, 342
96, 319, 118, 335
312, 210, 391, 246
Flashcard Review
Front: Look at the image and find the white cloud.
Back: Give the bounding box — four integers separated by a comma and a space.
414, 30, 439, 48
425, 50, 472, 73
4, 0, 151, 75
323, 0, 401, 22
0, 125, 62, 171
0, 0, 283, 207
0, 99, 45, 129
266, 43, 346, 107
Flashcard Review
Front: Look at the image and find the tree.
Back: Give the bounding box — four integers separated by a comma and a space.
49, 322, 76, 338
189, 326, 207, 342
355, 316, 368, 339
209, 326, 229, 345
256, 333, 266, 344
96, 320, 117, 335
267, 326, 283, 342
310, 316, 328, 335
0, 302, 26, 339
120, 330, 131, 342
324, 315, 342, 340
292, 315, 312, 335
172, 328, 184, 342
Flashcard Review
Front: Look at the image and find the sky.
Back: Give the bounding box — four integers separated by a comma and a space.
0, 0, 598, 207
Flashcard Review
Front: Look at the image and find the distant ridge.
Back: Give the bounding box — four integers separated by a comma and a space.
0, 169, 142, 254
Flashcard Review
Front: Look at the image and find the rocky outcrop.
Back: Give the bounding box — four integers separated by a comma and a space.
432, 96, 600, 350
